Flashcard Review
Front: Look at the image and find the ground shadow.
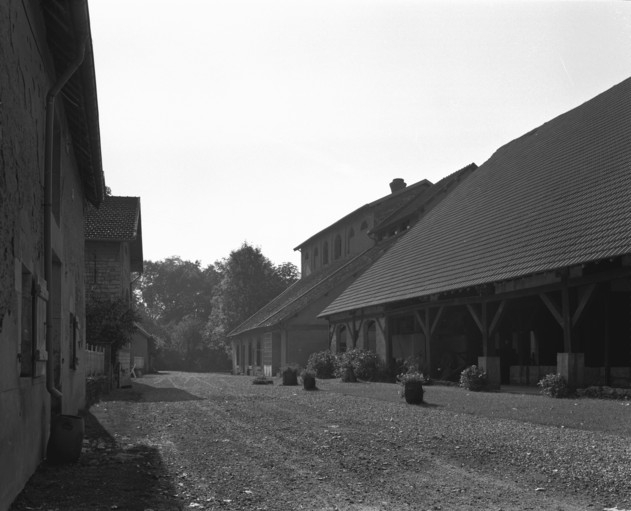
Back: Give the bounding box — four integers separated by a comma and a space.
10, 410, 183, 511
102, 381, 203, 403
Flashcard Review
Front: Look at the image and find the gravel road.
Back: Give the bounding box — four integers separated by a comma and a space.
11, 372, 631, 511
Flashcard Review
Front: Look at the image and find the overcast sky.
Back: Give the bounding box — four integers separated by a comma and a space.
89, 1, 631, 268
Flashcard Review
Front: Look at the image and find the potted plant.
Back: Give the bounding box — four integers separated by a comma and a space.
301, 370, 317, 391
459, 365, 487, 392
397, 371, 425, 404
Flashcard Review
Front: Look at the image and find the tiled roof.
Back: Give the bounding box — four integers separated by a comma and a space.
228, 239, 398, 337
320, 77, 631, 316
85, 196, 140, 241
372, 163, 477, 236
293, 179, 431, 250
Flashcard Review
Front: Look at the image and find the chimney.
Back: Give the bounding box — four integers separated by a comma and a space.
389, 178, 407, 193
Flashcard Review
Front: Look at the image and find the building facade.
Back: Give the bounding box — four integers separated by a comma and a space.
229, 171, 475, 375
0, 1, 105, 507
321, 78, 631, 390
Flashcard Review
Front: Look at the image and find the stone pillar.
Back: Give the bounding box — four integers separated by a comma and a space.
478, 356, 501, 390
557, 352, 585, 389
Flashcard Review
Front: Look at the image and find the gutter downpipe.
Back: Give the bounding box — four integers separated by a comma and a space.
44, 22, 88, 400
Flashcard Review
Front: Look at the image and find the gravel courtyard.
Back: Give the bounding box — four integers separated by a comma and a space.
11, 372, 631, 511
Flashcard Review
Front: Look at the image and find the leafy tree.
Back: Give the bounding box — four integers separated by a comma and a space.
86, 296, 140, 355
135, 257, 221, 370
137, 257, 217, 324
206, 243, 299, 353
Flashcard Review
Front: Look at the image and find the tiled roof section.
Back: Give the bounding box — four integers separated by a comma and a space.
372, 163, 477, 236
293, 179, 432, 251
321, 77, 631, 316
85, 196, 140, 241
228, 239, 398, 337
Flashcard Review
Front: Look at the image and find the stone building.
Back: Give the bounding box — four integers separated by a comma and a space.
0, 1, 105, 507
228, 166, 476, 375
320, 77, 631, 389
85, 195, 144, 386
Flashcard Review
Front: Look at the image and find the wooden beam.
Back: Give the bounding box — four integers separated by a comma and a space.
425, 307, 432, 376
430, 306, 444, 335
375, 316, 386, 338
414, 310, 428, 337
539, 292, 563, 326
466, 304, 484, 333
375, 266, 631, 319
488, 300, 506, 336
572, 283, 596, 327
562, 285, 572, 352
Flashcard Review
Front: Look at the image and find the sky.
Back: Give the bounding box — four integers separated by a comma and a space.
88, 1, 631, 269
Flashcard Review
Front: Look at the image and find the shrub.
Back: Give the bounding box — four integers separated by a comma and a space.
306, 350, 337, 379
538, 373, 568, 398
459, 365, 487, 391
281, 366, 299, 386
337, 348, 383, 381
301, 371, 317, 391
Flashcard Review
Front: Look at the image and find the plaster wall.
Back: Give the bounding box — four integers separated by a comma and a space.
0, 2, 89, 507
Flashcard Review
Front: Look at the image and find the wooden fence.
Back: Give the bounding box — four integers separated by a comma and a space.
85, 344, 105, 376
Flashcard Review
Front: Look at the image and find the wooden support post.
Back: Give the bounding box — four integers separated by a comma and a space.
539, 292, 563, 326
604, 289, 611, 386
488, 300, 506, 357
562, 285, 572, 353
466, 303, 488, 356
572, 284, 596, 327
431, 306, 443, 335
425, 308, 432, 376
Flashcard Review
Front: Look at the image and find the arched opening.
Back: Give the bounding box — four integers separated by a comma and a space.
323, 241, 329, 265
347, 228, 355, 254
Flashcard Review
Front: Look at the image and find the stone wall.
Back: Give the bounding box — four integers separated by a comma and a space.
0, 2, 92, 508
85, 241, 129, 301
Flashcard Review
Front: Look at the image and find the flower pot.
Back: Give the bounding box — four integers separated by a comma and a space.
47, 414, 85, 463
302, 373, 316, 390
404, 381, 424, 404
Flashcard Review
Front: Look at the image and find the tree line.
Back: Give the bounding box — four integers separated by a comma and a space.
134, 242, 299, 372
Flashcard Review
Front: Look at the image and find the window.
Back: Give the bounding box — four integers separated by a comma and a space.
20, 268, 35, 377
69, 313, 79, 370
323, 241, 329, 265
313, 247, 319, 268
360, 220, 368, 231
347, 228, 354, 254
333, 234, 342, 260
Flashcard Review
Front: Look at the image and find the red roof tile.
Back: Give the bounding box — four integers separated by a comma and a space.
321, 77, 631, 316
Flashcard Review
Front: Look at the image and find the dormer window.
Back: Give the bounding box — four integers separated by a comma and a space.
347, 228, 354, 254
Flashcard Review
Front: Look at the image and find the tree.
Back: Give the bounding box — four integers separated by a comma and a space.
86, 296, 139, 355
206, 242, 299, 353
137, 257, 217, 324
135, 257, 220, 370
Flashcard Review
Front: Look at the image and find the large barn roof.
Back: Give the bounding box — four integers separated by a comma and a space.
320, 77, 631, 317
